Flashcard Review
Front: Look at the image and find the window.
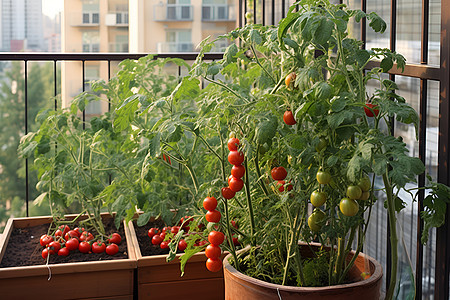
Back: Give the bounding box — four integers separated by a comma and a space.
166, 0, 191, 20
165, 30, 192, 52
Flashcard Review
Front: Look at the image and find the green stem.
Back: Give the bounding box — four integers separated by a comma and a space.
249, 45, 276, 84
224, 199, 240, 272
383, 172, 398, 300
244, 159, 256, 247
255, 144, 270, 196
332, 237, 346, 285
203, 76, 250, 103
185, 161, 199, 195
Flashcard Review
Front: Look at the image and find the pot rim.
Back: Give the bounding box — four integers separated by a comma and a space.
223, 246, 383, 292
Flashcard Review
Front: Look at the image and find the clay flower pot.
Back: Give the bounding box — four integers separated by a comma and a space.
223, 244, 383, 300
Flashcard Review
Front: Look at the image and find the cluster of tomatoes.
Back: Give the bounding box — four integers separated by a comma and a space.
222, 136, 246, 200
147, 216, 194, 251
39, 224, 121, 259
271, 166, 292, 192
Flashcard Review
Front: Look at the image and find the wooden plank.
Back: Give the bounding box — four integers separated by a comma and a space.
0, 269, 134, 300
0, 218, 14, 262
139, 277, 225, 300
82, 295, 133, 300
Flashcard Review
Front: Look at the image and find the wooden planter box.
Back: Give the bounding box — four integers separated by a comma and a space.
0, 214, 137, 300
127, 221, 225, 300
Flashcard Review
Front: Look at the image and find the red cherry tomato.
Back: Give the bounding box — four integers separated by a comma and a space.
171, 226, 180, 234
178, 239, 188, 251
271, 166, 287, 180
42, 248, 49, 259
231, 165, 245, 179
228, 151, 244, 166
92, 241, 106, 254
148, 228, 159, 238
231, 220, 238, 229
227, 138, 240, 151
221, 187, 236, 199
206, 258, 223, 272
58, 247, 70, 256
108, 233, 122, 245
283, 110, 296, 125
205, 210, 221, 223
106, 243, 119, 255
203, 196, 218, 211
78, 241, 91, 253
152, 234, 163, 245
48, 241, 61, 255
54, 229, 63, 237
232, 236, 240, 246
205, 244, 222, 259
65, 238, 79, 251
79, 231, 94, 242
364, 103, 380, 117
229, 176, 244, 192
277, 180, 293, 192
208, 231, 225, 246
40, 234, 53, 247
160, 241, 170, 249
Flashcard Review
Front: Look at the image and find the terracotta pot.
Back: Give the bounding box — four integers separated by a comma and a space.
0, 214, 137, 300
127, 220, 225, 300
223, 244, 383, 300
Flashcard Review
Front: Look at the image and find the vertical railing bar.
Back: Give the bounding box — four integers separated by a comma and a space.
435, 0, 450, 297
82, 60, 86, 130
54, 60, 58, 109
244, 0, 247, 24
253, 0, 256, 24
281, 0, 286, 19
24, 60, 29, 217
108, 60, 111, 113
271, 0, 275, 25
262, 0, 265, 26
416, 1, 430, 298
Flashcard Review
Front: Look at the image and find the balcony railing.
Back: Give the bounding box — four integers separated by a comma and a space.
157, 42, 195, 53
105, 11, 129, 26
202, 4, 236, 21
153, 4, 193, 21
69, 12, 100, 26
108, 42, 129, 53
82, 43, 100, 53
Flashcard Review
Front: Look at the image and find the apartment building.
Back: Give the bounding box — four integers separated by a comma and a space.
61, 0, 237, 111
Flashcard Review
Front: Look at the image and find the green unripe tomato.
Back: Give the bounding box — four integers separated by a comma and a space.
315, 138, 327, 152
316, 171, 331, 185
358, 176, 371, 192
308, 209, 326, 232
346, 185, 362, 200
310, 190, 327, 207
339, 198, 359, 217
359, 191, 370, 201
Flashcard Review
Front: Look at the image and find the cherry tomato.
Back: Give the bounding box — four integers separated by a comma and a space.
347, 185, 363, 200
106, 243, 119, 255
68, 229, 80, 238
40, 234, 53, 247
148, 228, 159, 238
358, 176, 371, 192
78, 241, 91, 253
48, 241, 61, 255
227, 138, 240, 151
283, 110, 296, 125
231, 165, 245, 179
310, 190, 327, 207
228, 151, 245, 166
42, 248, 49, 259
171, 226, 180, 234
364, 103, 380, 117
108, 233, 122, 245
178, 240, 188, 251
339, 198, 359, 216
92, 241, 106, 254
66, 238, 79, 251
232, 236, 240, 246
359, 191, 370, 201
229, 176, 244, 192
308, 209, 326, 232
208, 231, 225, 246
160, 241, 170, 249
203, 196, 218, 211
221, 187, 236, 199
285, 72, 296, 88
316, 171, 331, 185
277, 180, 293, 192
205, 244, 222, 259
152, 234, 163, 245
58, 247, 70, 256
205, 210, 221, 223
79, 231, 94, 242
231, 220, 238, 229
54, 229, 63, 237
315, 138, 327, 152
59, 225, 70, 236
160, 232, 166, 239
271, 166, 287, 181
206, 258, 223, 272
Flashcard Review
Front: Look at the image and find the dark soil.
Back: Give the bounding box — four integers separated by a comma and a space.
133, 218, 171, 256
0, 218, 128, 268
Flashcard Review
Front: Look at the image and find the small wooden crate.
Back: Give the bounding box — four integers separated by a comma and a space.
0, 214, 137, 300
127, 221, 225, 300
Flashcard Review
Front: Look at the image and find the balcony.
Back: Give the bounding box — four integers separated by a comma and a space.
109, 42, 129, 52
202, 4, 236, 21
105, 11, 129, 26
82, 43, 100, 52
156, 42, 195, 53
153, 4, 193, 21
69, 12, 100, 27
